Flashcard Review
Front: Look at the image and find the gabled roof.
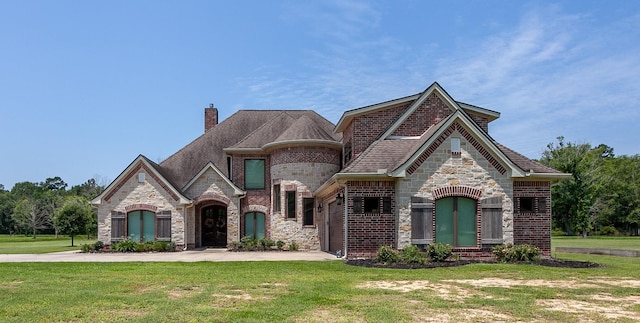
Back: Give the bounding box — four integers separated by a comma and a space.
334, 82, 500, 133
159, 110, 340, 189
182, 162, 245, 195
91, 155, 191, 205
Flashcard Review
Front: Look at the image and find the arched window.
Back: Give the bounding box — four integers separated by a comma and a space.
435, 197, 477, 247
244, 212, 265, 239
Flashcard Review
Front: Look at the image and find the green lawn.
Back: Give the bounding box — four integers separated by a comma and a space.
1, 253, 640, 322
0, 234, 93, 254
552, 236, 640, 251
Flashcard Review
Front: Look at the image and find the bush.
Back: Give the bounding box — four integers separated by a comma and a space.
426, 243, 453, 262
240, 236, 257, 251
400, 245, 427, 264
375, 245, 400, 264
112, 239, 138, 252
493, 243, 540, 262
258, 238, 276, 250
289, 241, 299, 251
597, 226, 617, 236
80, 244, 93, 252
93, 240, 104, 251
276, 240, 285, 250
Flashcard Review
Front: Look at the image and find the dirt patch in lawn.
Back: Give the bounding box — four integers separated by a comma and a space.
166, 286, 203, 299
356, 280, 480, 301
537, 299, 638, 321
447, 278, 601, 289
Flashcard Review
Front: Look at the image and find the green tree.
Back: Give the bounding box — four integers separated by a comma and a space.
0, 186, 15, 233
539, 137, 613, 236
53, 197, 91, 246
12, 199, 51, 238
593, 155, 640, 235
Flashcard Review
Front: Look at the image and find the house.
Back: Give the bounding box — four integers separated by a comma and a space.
91, 82, 569, 258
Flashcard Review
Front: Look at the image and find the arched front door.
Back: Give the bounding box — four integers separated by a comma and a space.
201, 205, 227, 247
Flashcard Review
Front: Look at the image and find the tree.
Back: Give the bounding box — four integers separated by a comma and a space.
12, 199, 51, 238
53, 197, 91, 246
539, 137, 613, 236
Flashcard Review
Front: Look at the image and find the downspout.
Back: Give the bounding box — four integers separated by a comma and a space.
237, 193, 247, 242
338, 181, 348, 259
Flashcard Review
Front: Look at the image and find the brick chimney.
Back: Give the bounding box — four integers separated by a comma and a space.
205, 103, 218, 132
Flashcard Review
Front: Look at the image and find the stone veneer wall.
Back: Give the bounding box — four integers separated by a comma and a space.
184, 167, 241, 248
270, 161, 340, 250
396, 131, 514, 253
513, 181, 552, 256
97, 170, 186, 248
346, 181, 396, 258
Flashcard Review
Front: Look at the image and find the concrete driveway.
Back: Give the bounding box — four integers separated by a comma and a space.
0, 249, 342, 262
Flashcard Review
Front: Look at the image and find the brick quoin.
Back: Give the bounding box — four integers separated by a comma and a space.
346, 181, 396, 258
513, 181, 552, 256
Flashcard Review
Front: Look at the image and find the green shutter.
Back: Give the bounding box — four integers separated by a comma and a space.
435, 198, 454, 245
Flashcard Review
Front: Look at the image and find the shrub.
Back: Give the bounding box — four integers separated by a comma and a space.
400, 245, 427, 264
93, 241, 104, 251
240, 236, 257, 251
227, 241, 240, 251
289, 241, 299, 251
493, 243, 540, 262
597, 226, 616, 236
80, 244, 92, 252
276, 240, 285, 250
258, 238, 275, 250
113, 239, 138, 252
426, 243, 453, 262
375, 245, 400, 264
153, 241, 174, 252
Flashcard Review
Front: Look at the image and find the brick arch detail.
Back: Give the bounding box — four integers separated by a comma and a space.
432, 186, 482, 200
124, 203, 158, 213
195, 192, 230, 206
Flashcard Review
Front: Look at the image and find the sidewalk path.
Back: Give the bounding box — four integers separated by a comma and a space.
0, 249, 342, 262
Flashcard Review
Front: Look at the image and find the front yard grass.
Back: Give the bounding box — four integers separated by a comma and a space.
552, 235, 640, 251
1, 253, 639, 322
0, 234, 93, 254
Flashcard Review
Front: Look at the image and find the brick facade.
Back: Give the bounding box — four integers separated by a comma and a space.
513, 181, 552, 256
346, 181, 396, 258
393, 93, 452, 136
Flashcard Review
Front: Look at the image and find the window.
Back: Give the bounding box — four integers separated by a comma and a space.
286, 191, 296, 219
538, 198, 547, 213
156, 211, 172, 241
244, 159, 265, 189
273, 184, 281, 212
411, 197, 433, 245
244, 212, 265, 239
364, 197, 379, 213
451, 138, 461, 154
382, 197, 392, 214
344, 141, 352, 164
519, 197, 534, 213
227, 156, 233, 181
127, 210, 156, 242
303, 198, 314, 226
111, 211, 126, 241
435, 197, 477, 247
481, 197, 503, 244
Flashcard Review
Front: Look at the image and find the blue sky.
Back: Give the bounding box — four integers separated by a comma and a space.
1, 1, 639, 189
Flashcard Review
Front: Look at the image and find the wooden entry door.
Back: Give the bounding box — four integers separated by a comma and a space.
328, 201, 344, 253
201, 205, 227, 247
